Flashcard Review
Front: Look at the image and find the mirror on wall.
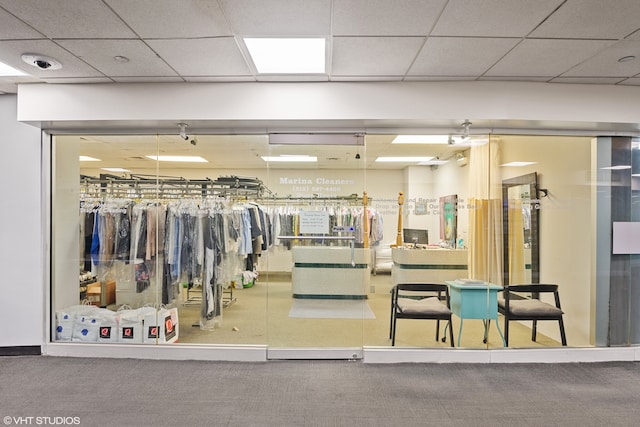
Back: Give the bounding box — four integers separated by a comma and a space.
502, 172, 539, 286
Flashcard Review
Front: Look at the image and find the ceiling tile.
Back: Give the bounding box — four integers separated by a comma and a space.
485, 39, 615, 78
0, 8, 44, 39
626, 28, 640, 40
431, 0, 564, 37
332, 0, 446, 36
479, 76, 550, 82
185, 76, 256, 82
57, 39, 178, 77
404, 76, 476, 81
330, 76, 403, 81
104, 0, 232, 38
561, 40, 640, 78
409, 37, 520, 76
256, 75, 329, 82
531, 0, 640, 39
332, 37, 425, 76
618, 78, 640, 86
112, 76, 185, 83
147, 38, 251, 76
40, 77, 113, 84
219, 0, 331, 36
549, 77, 627, 84
0, 39, 104, 78
0, 0, 137, 39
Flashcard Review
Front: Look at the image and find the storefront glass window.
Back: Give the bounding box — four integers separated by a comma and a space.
51, 132, 596, 352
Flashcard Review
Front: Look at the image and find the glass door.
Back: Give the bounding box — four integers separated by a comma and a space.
264, 134, 368, 358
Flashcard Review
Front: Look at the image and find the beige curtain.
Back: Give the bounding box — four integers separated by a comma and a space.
467, 137, 503, 285
508, 199, 525, 284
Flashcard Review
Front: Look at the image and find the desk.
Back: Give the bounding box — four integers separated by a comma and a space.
446, 280, 506, 347
291, 246, 370, 299
392, 247, 468, 285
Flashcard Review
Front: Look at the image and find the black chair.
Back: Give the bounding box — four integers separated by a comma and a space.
390, 283, 454, 347
498, 284, 567, 347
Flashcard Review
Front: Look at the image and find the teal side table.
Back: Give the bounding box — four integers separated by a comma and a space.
446, 280, 506, 347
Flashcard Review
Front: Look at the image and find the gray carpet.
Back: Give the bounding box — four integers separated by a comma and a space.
1, 356, 639, 426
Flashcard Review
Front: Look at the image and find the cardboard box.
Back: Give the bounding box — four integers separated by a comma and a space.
85, 281, 101, 305
87, 281, 116, 306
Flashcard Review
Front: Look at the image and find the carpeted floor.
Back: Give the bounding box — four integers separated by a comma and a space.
1, 356, 639, 426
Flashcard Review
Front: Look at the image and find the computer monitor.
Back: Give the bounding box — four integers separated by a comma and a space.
403, 228, 429, 246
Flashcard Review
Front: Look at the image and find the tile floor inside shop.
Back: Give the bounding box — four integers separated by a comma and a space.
173, 273, 562, 349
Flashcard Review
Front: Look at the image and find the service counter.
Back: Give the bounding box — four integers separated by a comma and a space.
391, 247, 468, 285
291, 246, 371, 299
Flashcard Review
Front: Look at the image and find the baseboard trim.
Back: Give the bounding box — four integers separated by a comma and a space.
0, 345, 42, 356
362, 346, 640, 363
268, 347, 362, 360
36, 343, 640, 364
44, 342, 267, 361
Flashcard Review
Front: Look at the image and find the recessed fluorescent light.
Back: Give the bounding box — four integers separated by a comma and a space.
101, 168, 130, 172
601, 165, 631, 170
392, 135, 450, 144
261, 155, 317, 162
79, 156, 101, 161
244, 38, 325, 74
145, 155, 208, 162
501, 161, 537, 167
0, 61, 27, 76
376, 157, 434, 162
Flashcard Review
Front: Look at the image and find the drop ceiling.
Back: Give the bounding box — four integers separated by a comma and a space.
70, 133, 487, 172
1, 0, 640, 95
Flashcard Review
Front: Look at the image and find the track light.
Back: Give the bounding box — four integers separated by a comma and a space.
178, 123, 189, 141
461, 119, 472, 139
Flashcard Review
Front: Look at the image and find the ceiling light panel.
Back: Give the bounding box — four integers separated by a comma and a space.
261, 155, 318, 162
376, 157, 434, 163
393, 135, 450, 144
145, 155, 208, 163
0, 61, 27, 76
244, 38, 326, 74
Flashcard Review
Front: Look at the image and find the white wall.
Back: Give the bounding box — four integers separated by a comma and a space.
0, 95, 43, 348
500, 135, 592, 346
400, 159, 470, 246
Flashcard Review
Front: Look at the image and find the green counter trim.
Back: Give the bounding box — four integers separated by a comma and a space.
294, 263, 369, 269
293, 294, 368, 300
395, 263, 468, 270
